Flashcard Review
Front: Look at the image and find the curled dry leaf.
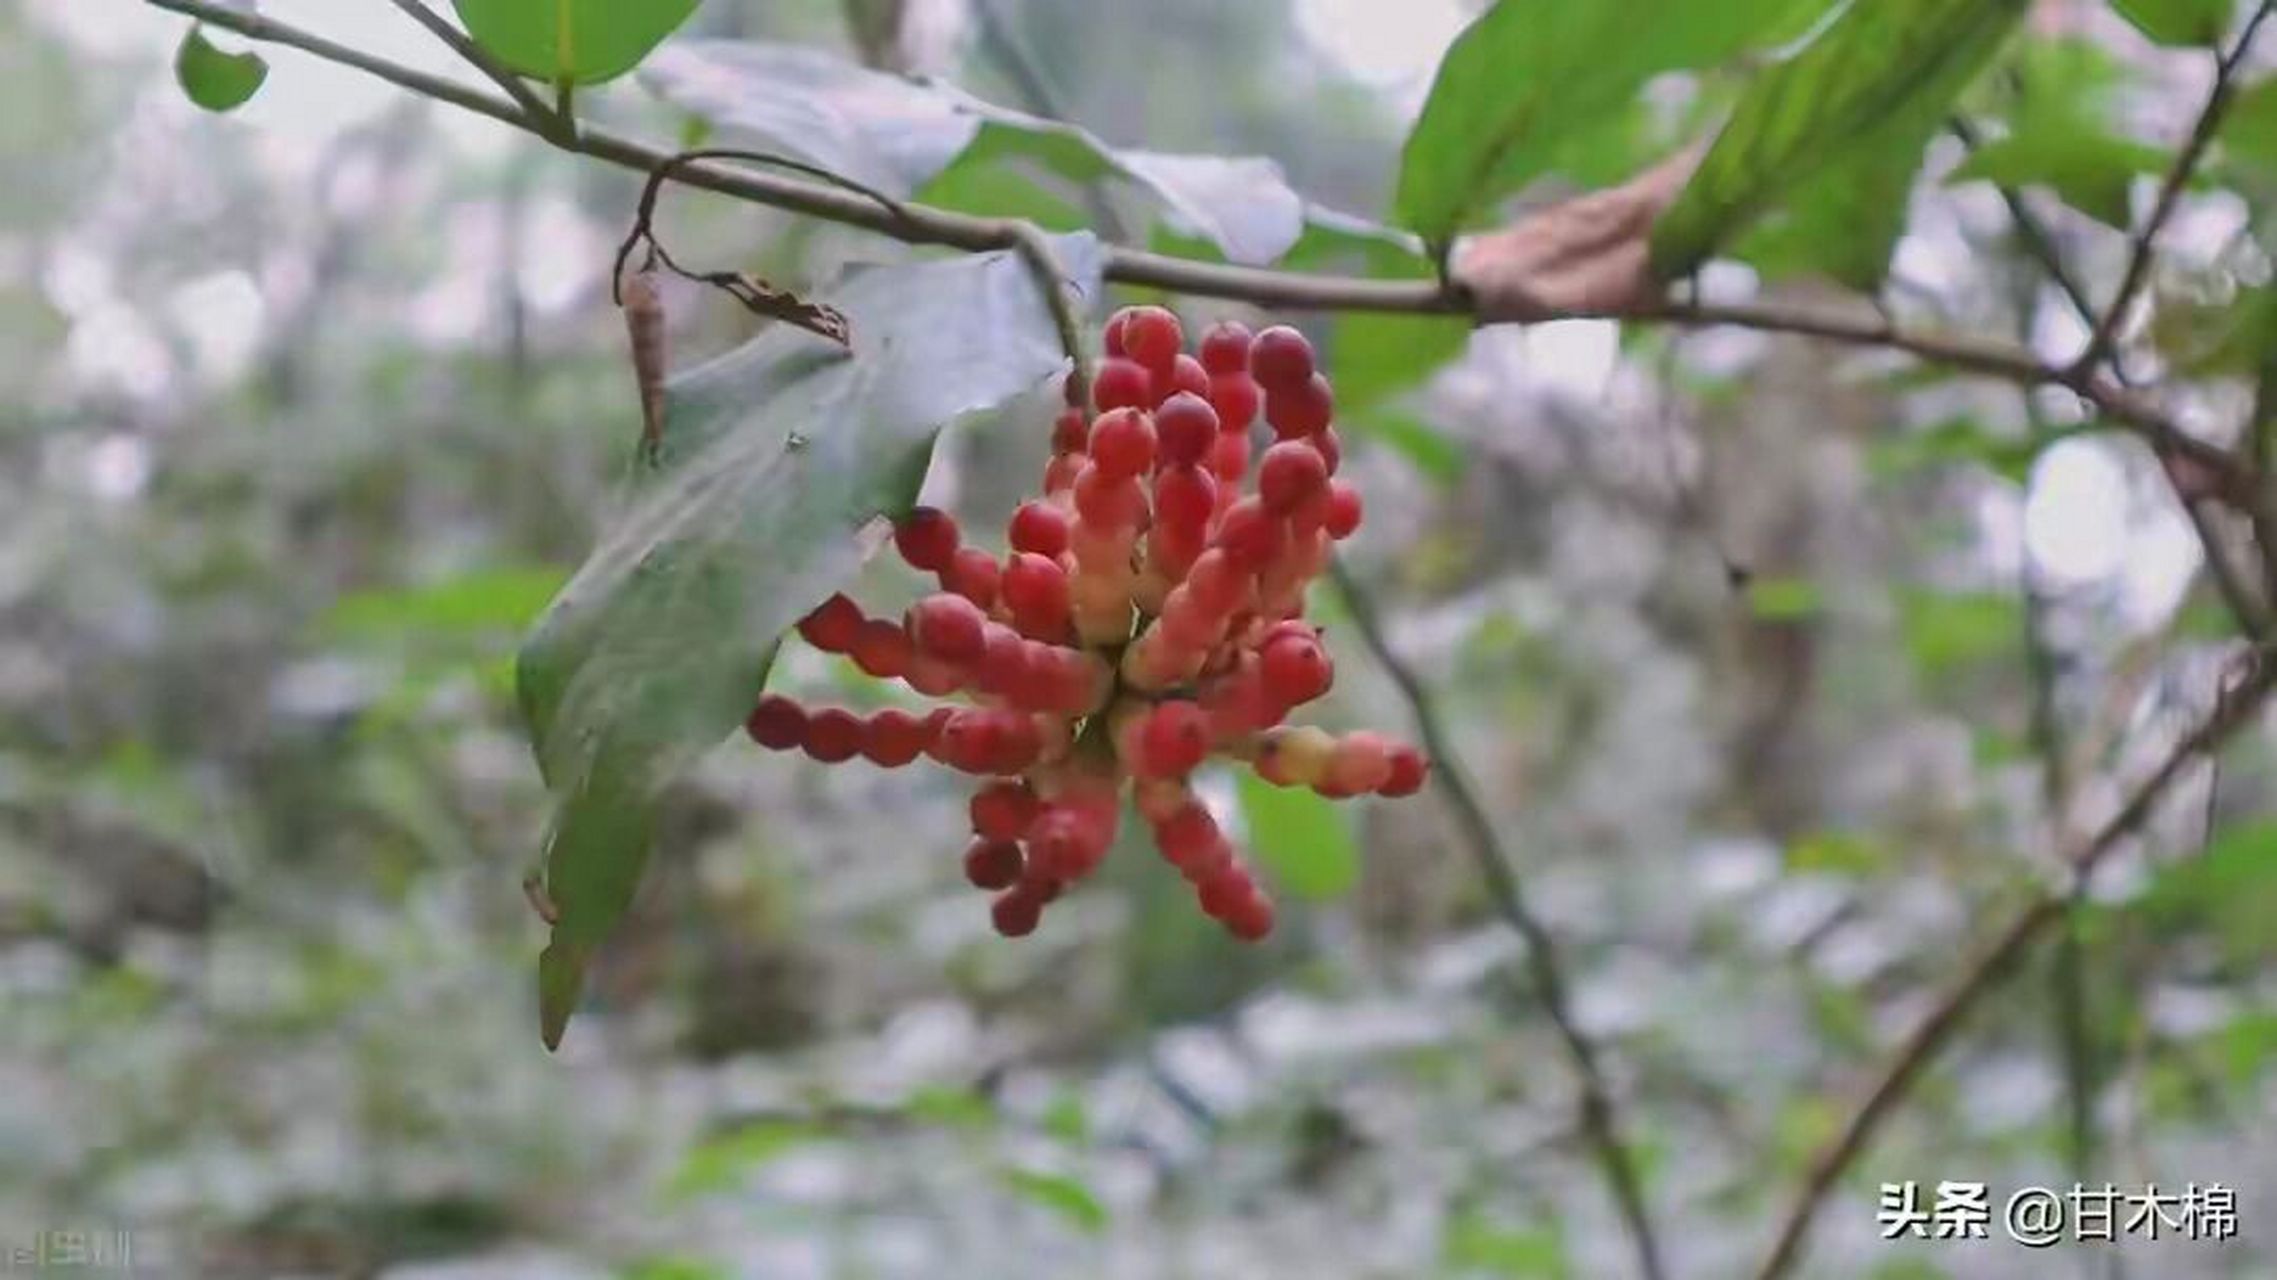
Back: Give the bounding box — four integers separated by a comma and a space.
1451, 147, 1701, 323
621, 269, 669, 460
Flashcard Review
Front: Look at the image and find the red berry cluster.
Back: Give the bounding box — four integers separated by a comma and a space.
746, 308, 1428, 941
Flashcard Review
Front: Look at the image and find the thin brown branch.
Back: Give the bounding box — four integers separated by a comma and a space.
1949, 115, 2102, 337
1750, 650, 2277, 1280
1329, 558, 1666, 1280
1006, 220, 1093, 414
384, 0, 567, 139
145, 0, 2255, 495
2074, 1, 2277, 377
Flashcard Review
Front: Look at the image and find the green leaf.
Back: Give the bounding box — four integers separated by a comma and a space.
1652, 0, 2030, 278
2109, 0, 2232, 46
642, 41, 1311, 265
1237, 768, 1360, 901
1734, 103, 1943, 291
1895, 589, 2021, 678
1945, 40, 2167, 228
999, 1168, 1108, 1233
451, 0, 699, 85
2134, 820, 2277, 961
1396, 0, 1831, 243
517, 238, 1104, 1049
668, 1120, 827, 1200
1785, 829, 1887, 875
1865, 417, 2066, 485
1443, 1211, 1568, 1277
174, 25, 267, 113
320, 565, 567, 640
1745, 576, 1822, 621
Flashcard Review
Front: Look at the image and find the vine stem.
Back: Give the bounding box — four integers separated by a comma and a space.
1329, 558, 1666, 1280
144, 0, 2247, 493
1749, 650, 2277, 1280
2072, 0, 2277, 378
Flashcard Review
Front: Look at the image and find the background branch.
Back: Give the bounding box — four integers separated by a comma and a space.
384, 0, 566, 138
1751, 651, 2277, 1280
1330, 558, 1666, 1280
2074, 1, 2276, 377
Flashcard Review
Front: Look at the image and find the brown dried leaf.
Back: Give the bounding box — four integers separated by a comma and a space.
1452, 147, 1700, 323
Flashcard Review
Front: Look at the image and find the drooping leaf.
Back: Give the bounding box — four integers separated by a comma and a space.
1453, 148, 1699, 319
517, 237, 1104, 1049
1395, 0, 1832, 244
1236, 769, 1360, 901
999, 1168, 1109, 1233
2109, 0, 2233, 46
1651, 0, 2030, 278
641, 40, 1309, 265
175, 25, 267, 113
451, 0, 700, 85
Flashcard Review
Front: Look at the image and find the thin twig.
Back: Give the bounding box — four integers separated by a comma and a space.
2074, 1, 2277, 378
1750, 650, 2277, 1280
143, 0, 2254, 498
384, 0, 566, 139
1949, 116, 2102, 334
1005, 220, 1093, 413
1329, 558, 1666, 1280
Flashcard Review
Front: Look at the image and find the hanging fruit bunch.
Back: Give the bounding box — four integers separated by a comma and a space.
743, 307, 1429, 940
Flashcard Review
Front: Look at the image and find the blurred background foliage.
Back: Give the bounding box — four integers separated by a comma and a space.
3, 0, 2277, 1276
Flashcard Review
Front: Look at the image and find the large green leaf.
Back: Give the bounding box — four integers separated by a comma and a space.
1945, 37, 2166, 228
640, 40, 1312, 265
2109, 0, 2232, 46
175, 24, 267, 113
1236, 769, 1360, 901
1734, 104, 1943, 292
1394, 0, 1832, 244
518, 237, 1104, 1049
452, 0, 699, 86
1651, 0, 2030, 278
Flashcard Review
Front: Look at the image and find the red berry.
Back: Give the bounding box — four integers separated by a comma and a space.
862, 707, 930, 766
1326, 730, 1395, 793
1121, 305, 1183, 374
1074, 464, 1148, 531
1003, 552, 1072, 635
976, 623, 1030, 699
1208, 430, 1250, 484
1027, 808, 1090, 879
1265, 373, 1334, 438
965, 838, 1025, 890
1052, 409, 1089, 455
1207, 372, 1260, 434
1153, 466, 1217, 533
1147, 523, 1205, 582
1102, 310, 1130, 358
1185, 549, 1246, 615
744, 694, 807, 750
1197, 320, 1254, 375
941, 547, 1001, 610
1155, 392, 1219, 468
894, 507, 960, 573
1010, 501, 1073, 557
1312, 426, 1342, 475
795, 593, 864, 653
803, 708, 864, 763
1087, 406, 1157, 479
1197, 865, 1254, 920
1257, 441, 1328, 514
1324, 480, 1363, 539
1092, 358, 1151, 412
1044, 453, 1084, 494
1260, 634, 1332, 706
971, 778, 1040, 841
850, 619, 913, 679
1381, 742, 1429, 797
1224, 888, 1274, 940
1214, 497, 1284, 569
990, 886, 1044, 936
1153, 802, 1220, 869
1154, 354, 1210, 407
1249, 325, 1314, 390
906, 592, 988, 665
1137, 700, 1212, 778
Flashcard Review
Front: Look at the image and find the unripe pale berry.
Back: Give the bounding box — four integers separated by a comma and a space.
796, 593, 864, 653
1087, 406, 1156, 479
1092, 357, 1151, 412
745, 694, 807, 750
1325, 729, 1395, 793
1154, 392, 1218, 467
1257, 441, 1329, 514
1249, 325, 1315, 390
1254, 724, 1335, 786
1010, 500, 1073, 557
893, 507, 960, 573
1197, 320, 1254, 374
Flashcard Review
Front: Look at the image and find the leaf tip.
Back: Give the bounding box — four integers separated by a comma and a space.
538, 940, 590, 1052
